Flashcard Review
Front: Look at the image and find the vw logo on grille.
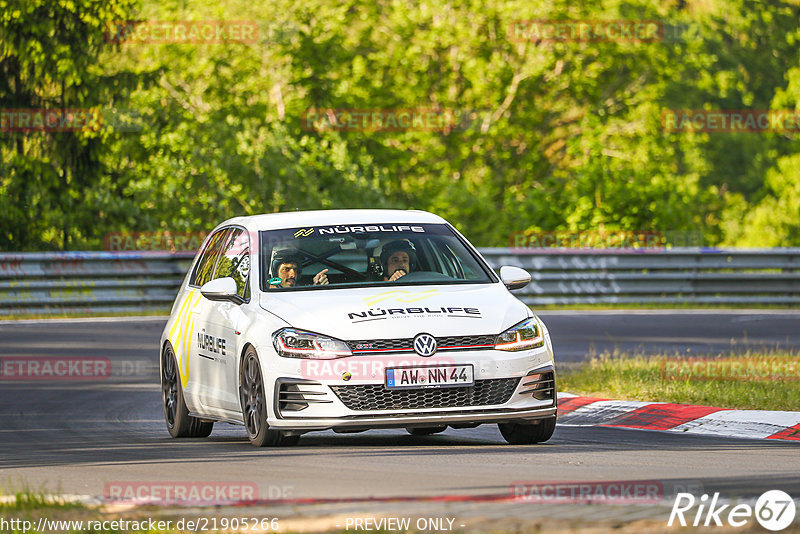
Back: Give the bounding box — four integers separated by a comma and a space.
413, 333, 437, 357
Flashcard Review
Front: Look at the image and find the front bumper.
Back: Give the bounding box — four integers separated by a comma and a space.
263, 346, 556, 431
270, 405, 557, 432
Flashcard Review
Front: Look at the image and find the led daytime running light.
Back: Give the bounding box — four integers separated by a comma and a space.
494, 318, 544, 351
273, 329, 352, 359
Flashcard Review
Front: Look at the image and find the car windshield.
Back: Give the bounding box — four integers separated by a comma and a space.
259, 223, 495, 291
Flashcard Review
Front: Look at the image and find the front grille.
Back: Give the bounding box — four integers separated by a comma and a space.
348, 338, 411, 352
330, 378, 520, 411
440, 334, 496, 348
347, 334, 495, 354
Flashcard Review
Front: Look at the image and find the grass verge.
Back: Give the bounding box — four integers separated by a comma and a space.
559, 349, 800, 411
0, 489, 84, 512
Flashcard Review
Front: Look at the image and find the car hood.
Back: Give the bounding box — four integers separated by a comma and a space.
259, 283, 529, 340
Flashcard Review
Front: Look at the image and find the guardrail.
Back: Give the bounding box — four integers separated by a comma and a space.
1, 248, 798, 315
0, 252, 195, 316
488, 248, 800, 305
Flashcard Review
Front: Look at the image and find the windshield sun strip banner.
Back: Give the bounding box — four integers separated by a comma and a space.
263, 223, 453, 242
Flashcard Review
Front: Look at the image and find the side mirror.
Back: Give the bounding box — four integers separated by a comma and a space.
499, 265, 531, 290
200, 277, 243, 303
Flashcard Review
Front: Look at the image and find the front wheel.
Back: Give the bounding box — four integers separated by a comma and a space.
239, 347, 299, 447
161, 343, 213, 438
498, 417, 556, 445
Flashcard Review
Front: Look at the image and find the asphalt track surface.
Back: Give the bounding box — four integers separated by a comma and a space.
0, 312, 798, 525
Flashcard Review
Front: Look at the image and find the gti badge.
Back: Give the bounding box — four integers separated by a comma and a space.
413, 333, 437, 357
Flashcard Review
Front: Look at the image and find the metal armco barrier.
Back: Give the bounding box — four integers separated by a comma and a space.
0, 251, 195, 316
487, 248, 800, 305
1, 248, 799, 315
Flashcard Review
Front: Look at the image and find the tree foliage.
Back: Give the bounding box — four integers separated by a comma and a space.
1, 0, 799, 250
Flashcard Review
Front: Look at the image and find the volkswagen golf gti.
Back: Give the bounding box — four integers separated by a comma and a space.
160, 209, 557, 446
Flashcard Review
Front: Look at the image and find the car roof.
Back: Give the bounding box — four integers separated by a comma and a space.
213, 209, 448, 232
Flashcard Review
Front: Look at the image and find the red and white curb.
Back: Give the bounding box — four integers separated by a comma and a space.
556, 393, 800, 441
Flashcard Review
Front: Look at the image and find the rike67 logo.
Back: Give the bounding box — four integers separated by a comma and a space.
669, 490, 796, 531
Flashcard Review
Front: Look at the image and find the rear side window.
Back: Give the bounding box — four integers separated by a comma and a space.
191, 229, 229, 286
213, 227, 250, 299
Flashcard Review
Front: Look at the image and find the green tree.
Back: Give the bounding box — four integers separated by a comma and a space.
3, 0, 800, 250
723, 58, 800, 246
0, 0, 145, 250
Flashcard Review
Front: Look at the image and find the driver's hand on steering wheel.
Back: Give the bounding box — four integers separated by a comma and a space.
388, 269, 406, 282
313, 269, 329, 285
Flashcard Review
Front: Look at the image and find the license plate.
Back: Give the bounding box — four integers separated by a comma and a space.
385, 365, 474, 390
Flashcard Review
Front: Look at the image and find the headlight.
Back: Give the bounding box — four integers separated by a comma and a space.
273, 328, 352, 359
494, 317, 544, 351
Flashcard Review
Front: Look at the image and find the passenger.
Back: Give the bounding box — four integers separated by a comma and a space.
379, 240, 417, 282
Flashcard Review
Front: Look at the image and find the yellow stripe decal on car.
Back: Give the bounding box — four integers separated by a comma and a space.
179, 302, 198, 387
168, 289, 202, 388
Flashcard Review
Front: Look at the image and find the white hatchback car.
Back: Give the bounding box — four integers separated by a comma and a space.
160, 210, 557, 446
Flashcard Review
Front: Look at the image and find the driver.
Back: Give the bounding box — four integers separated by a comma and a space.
379, 240, 417, 282
268, 249, 329, 288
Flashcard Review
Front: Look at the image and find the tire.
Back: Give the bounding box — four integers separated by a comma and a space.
161, 343, 213, 438
239, 347, 300, 447
498, 416, 556, 445
406, 425, 447, 436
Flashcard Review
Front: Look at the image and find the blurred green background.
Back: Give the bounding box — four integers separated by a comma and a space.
1, 0, 799, 251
